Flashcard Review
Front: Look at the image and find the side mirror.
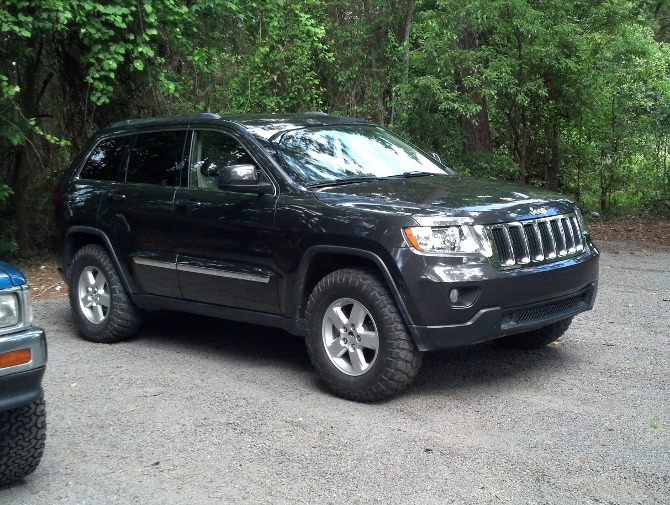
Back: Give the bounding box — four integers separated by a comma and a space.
218, 164, 274, 195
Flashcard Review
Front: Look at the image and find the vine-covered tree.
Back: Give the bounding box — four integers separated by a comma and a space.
1, 0, 668, 257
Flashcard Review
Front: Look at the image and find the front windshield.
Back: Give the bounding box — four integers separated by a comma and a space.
270, 125, 450, 186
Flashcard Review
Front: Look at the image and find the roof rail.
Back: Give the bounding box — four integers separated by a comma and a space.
109, 112, 221, 128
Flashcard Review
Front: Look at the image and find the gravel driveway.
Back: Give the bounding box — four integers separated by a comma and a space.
2, 241, 669, 504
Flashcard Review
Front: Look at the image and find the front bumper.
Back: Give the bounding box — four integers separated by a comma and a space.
394, 242, 599, 351
0, 326, 47, 412
409, 281, 597, 351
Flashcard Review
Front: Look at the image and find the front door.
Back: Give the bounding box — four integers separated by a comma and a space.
173, 129, 281, 313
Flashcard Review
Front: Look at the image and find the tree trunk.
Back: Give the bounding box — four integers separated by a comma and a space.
402, 0, 415, 85
455, 24, 493, 154
10, 38, 51, 256
545, 122, 560, 191
11, 142, 34, 257
391, 0, 415, 125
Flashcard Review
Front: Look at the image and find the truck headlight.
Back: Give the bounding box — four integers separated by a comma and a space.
0, 293, 20, 329
404, 225, 492, 256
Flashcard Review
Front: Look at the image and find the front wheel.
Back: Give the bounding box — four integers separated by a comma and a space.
69, 244, 142, 343
305, 268, 423, 402
492, 317, 573, 350
0, 397, 46, 485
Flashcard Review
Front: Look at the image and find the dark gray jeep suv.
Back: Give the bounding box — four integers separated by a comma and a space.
53, 113, 599, 401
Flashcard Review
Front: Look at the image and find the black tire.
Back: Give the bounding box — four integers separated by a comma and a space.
492, 317, 573, 350
0, 397, 46, 486
69, 244, 142, 343
305, 268, 423, 402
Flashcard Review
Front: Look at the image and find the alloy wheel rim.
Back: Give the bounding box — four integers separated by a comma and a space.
321, 297, 379, 376
77, 266, 110, 324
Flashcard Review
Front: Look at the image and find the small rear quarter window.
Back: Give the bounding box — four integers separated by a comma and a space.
79, 136, 130, 182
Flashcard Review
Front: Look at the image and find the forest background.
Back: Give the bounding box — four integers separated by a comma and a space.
1, 0, 669, 258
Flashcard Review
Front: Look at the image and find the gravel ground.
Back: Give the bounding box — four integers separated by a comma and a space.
2, 241, 669, 504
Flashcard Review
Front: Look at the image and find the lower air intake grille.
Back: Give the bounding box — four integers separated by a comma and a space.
501, 285, 594, 330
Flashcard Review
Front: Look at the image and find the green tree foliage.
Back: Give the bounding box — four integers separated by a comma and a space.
0, 0, 668, 257
402, 0, 670, 212
227, 0, 332, 112
1, 0, 192, 255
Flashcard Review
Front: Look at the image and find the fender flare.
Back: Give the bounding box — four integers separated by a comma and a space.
63, 226, 138, 295
291, 244, 419, 336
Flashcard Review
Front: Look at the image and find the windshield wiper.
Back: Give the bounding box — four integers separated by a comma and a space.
306, 172, 441, 188
390, 171, 440, 178
306, 176, 381, 188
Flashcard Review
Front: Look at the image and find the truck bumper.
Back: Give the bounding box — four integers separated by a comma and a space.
0, 326, 47, 412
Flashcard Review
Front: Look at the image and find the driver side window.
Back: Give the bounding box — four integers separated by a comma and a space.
190, 130, 255, 189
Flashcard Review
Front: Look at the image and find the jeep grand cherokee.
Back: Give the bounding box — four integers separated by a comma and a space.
53, 113, 599, 401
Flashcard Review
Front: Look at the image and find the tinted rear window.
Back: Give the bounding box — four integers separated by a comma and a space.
79, 137, 129, 182
126, 130, 187, 186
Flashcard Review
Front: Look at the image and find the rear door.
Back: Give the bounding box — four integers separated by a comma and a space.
98, 129, 188, 298
173, 128, 281, 313
66, 135, 130, 234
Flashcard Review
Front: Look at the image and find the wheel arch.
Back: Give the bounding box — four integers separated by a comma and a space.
62, 226, 138, 295
291, 245, 418, 338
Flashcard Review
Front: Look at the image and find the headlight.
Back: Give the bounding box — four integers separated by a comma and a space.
404, 225, 492, 256
0, 293, 20, 329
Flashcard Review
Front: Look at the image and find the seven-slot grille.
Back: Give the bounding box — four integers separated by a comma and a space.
487, 214, 585, 268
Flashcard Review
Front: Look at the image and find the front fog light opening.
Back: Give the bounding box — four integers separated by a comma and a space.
449, 288, 459, 304
448, 287, 481, 308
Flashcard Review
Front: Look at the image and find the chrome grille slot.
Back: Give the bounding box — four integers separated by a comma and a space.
491, 227, 513, 266
551, 220, 567, 256
487, 213, 586, 269
524, 223, 541, 261
538, 221, 555, 259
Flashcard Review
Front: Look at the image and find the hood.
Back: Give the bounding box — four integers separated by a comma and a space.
0, 261, 27, 290
312, 175, 576, 224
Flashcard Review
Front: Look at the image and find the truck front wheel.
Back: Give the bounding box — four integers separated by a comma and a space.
0, 396, 46, 485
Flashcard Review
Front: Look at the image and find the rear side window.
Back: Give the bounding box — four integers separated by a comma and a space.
79, 136, 129, 182
127, 130, 187, 186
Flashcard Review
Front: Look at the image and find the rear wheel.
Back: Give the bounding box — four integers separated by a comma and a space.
493, 317, 573, 350
305, 268, 423, 402
69, 244, 142, 343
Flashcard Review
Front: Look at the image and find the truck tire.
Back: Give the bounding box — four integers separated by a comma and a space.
69, 244, 142, 343
493, 317, 573, 350
0, 396, 46, 486
305, 267, 423, 402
